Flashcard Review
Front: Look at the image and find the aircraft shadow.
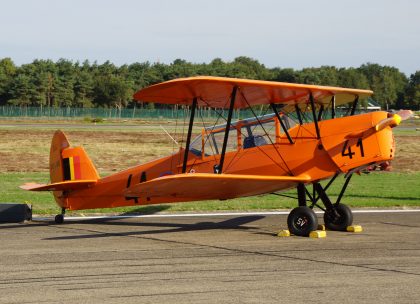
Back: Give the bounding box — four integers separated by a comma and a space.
44, 215, 265, 241
0, 221, 49, 229
0, 205, 172, 229
118, 205, 171, 215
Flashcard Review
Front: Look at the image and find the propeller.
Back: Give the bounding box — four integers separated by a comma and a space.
374, 110, 413, 132
395, 110, 414, 121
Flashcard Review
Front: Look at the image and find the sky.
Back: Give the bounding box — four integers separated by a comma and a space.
0, 0, 419, 75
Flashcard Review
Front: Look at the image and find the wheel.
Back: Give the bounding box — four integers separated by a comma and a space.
54, 214, 64, 224
324, 203, 353, 231
287, 206, 318, 237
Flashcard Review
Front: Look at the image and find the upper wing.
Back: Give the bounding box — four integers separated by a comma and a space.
124, 173, 311, 200
133, 76, 373, 109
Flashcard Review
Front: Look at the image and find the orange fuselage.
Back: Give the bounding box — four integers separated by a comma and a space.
58, 111, 394, 211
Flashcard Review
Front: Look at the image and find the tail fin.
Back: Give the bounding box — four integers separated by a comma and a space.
50, 130, 99, 183
21, 131, 99, 208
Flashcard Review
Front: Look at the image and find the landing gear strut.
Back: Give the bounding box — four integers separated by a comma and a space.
54, 208, 65, 224
314, 174, 354, 231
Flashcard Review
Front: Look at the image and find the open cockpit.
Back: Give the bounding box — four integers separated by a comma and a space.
189, 113, 296, 158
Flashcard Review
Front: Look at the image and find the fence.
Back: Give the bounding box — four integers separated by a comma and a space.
0, 106, 261, 120
0, 105, 357, 121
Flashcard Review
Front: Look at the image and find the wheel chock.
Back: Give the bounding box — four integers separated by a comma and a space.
317, 224, 326, 231
277, 230, 291, 237
347, 225, 363, 233
309, 230, 327, 238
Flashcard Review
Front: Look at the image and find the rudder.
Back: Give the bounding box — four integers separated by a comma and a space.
50, 130, 99, 183
49, 130, 99, 209
61, 147, 99, 181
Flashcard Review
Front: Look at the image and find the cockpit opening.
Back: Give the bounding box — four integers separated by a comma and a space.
189, 113, 295, 157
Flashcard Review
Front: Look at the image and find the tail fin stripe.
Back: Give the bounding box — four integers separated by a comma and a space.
69, 157, 75, 180
63, 158, 71, 181
73, 156, 82, 179
63, 156, 83, 180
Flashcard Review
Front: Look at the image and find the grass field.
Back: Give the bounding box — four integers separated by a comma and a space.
1, 118, 419, 215
2, 170, 419, 215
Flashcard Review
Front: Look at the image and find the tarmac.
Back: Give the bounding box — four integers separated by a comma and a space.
1, 210, 420, 304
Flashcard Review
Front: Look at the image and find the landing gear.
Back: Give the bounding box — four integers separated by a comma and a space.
287, 206, 318, 236
278, 173, 355, 236
312, 174, 354, 231
324, 203, 353, 231
54, 208, 66, 224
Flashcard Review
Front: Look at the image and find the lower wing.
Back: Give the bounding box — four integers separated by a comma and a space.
124, 173, 311, 200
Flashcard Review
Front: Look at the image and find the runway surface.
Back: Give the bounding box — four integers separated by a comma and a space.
1, 211, 420, 304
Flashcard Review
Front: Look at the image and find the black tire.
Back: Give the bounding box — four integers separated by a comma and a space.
324, 203, 353, 231
54, 214, 64, 224
287, 206, 318, 237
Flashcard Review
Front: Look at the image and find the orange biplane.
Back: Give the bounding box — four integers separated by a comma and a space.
21, 77, 412, 236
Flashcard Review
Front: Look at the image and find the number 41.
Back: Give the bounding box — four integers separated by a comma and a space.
341, 138, 364, 159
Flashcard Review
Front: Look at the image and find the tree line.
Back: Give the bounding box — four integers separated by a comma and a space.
0, 57, 418, 110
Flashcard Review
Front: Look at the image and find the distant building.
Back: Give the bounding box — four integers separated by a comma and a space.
336, 97, 381, 114
365, 98, 381, 111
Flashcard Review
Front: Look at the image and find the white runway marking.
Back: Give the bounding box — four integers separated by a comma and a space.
32, 209, 420, 222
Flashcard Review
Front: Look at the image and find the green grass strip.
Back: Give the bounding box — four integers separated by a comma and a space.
1, 171, 419, 215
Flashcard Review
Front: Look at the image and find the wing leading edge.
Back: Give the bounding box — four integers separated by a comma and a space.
124, 173, 311, 201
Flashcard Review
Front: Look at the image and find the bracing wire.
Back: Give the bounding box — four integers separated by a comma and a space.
239, 90, 293, 176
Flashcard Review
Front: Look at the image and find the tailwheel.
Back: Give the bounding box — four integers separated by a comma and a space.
323, 203, 353, 231
54, 208, 66, 224
54, 214, 64, 224
287, 206, 318, 237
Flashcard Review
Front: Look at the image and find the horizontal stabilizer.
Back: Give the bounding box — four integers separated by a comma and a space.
20, 180, 97, 192
124, 173, 311, 200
